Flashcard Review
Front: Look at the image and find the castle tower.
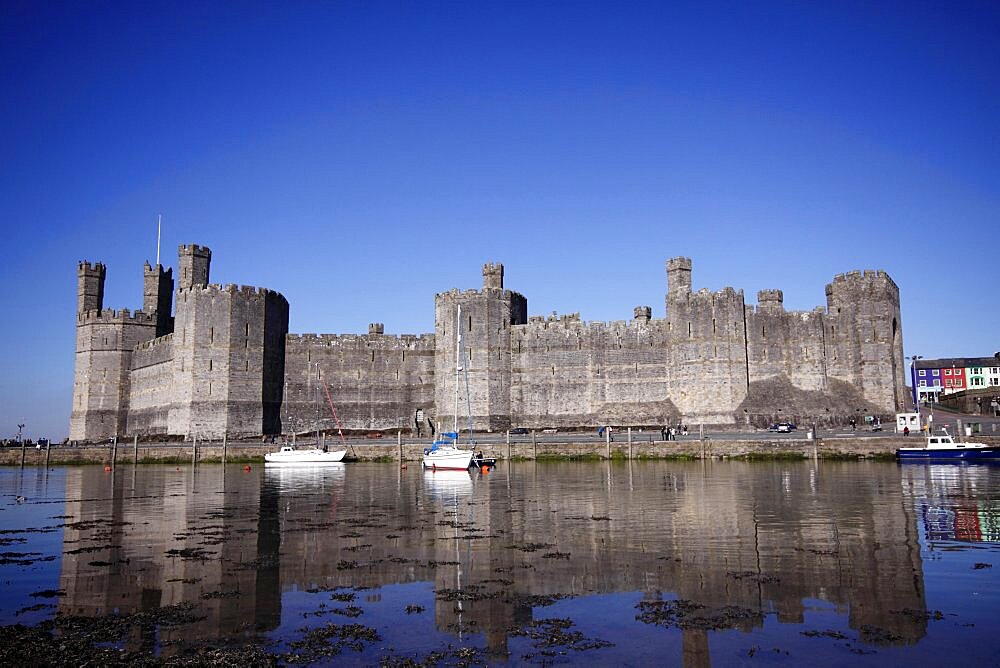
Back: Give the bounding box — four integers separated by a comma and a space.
666, 257, 692, 308
664, 257, 749, 424
483, 262, 504, 290
77, 261, 106, 313
170, 282, 289, 439
825, 270, 905, 412
756, 289, 784, 313
71, 258, 159, 442
434, 264, 527, 433
143, 261, 174, 336
177, 244, 211, 289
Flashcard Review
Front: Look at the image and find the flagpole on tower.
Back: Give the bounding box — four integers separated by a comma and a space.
156, 214, 161, 266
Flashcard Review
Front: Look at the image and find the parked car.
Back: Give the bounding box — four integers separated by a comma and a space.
769, 423, 796, 433
510, 427, 529, 435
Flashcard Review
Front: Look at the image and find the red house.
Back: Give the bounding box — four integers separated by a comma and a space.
942, 366, 966, 390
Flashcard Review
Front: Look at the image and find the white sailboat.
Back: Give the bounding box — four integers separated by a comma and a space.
266, 363, 348, 466
423, 304, 475, 470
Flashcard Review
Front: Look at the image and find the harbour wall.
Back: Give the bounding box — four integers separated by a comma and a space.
7, 436, 993, 466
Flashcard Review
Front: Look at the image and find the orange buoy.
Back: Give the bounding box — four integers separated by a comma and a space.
104, 465, 112, 472
243, 465, 251, 472
400, 464, 407, 470
481, 465, 489, 474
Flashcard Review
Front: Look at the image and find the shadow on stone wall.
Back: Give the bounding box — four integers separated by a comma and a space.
737, 375, 883, 428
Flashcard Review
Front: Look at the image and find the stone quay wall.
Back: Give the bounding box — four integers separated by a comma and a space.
11, 435, 994, 466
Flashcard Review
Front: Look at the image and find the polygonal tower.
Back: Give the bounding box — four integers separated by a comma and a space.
433, 262, 527, 433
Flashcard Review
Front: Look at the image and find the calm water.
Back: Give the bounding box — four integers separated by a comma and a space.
1, 460, 998, 666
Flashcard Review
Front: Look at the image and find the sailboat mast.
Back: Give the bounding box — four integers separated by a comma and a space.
454, 304, 461, 435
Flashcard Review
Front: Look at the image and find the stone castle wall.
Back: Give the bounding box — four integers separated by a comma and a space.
282, 330, 435, 433
70, 245, 907, 441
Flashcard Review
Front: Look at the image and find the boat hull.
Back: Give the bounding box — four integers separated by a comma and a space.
422, 448, 474, 470
264, 449, 347, 464
896, 447, 1000, 461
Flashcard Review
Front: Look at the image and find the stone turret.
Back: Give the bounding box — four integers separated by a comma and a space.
483, 262, 504, 290
177, 244, 211, 289
666, 257, 692, 304
756, 289, 784, 313
368, 323, 385, 335
633, 306, 652, 322
143, 261, 174, 336
77, 261, 106, 313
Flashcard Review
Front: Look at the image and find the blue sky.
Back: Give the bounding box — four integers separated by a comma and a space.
2, 1, 998, 440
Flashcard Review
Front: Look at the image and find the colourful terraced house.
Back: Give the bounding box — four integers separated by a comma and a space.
912, 356, 1000, 404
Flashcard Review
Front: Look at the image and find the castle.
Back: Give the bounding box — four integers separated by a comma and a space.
70, 245, 907, 442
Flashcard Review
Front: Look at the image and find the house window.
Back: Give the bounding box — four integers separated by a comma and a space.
944, 369, 951, 376
918, 370, 926, 376
945, 379, 953, 387
932, 369, 939, 376
918, 380, 927, 387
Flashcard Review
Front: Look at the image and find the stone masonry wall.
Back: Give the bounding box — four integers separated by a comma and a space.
283, 331, 435, 434
511, 314, 678, 428
127, 333, 175, 435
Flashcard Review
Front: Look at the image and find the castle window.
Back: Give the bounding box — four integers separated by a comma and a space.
245, 360, 249, 372
208, 359, 213, 371
371, 350, 375, 362
208, 381, 212, 395
246, 323, 250, 336
688, 322, 692, 338
468, 315, 472, 332
762, 324, 766, 338
244, 338, 248, 349
209, 327, 214, 344
712, 318, 716, 334
468, 349, 472, 361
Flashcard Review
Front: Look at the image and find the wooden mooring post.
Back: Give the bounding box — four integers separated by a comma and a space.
112, 436, 118, 467
506, 430, 511, 461
532, 430, 537, 460
133, 435, 138, 464
20, 440, 26, 468
397, 430, 403, 462
44, 440, 51, 468
627, 427, 632, 460
606, 427, 611, 459
192, 436, 197, 466
222, 434, 228, 465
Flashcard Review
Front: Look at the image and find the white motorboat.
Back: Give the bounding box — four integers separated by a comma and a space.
896, 434, 1000, 461
264, 446, 347, 465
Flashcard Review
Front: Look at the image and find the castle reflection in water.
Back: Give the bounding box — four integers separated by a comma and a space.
54, 460, 965, 662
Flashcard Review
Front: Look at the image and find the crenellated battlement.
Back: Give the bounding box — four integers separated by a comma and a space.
77, 308, 157, 325
176, 282, 288, 302
287, 332, 434, 346
826, 268, 899, 300
78, 261, 106, 274
178, 243, 211, 256
135, 332, 174, 350
758, 289, 783, 303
